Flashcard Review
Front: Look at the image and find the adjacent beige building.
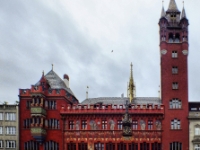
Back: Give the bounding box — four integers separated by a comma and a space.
0, 104, 19, 150
189, 102, 200, 150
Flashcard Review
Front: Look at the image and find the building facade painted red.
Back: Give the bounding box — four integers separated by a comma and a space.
19, 70, 78, 150
159, 0, 189, 149
19, 0, 189, 150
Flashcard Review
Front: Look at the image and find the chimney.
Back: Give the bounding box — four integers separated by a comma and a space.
63, 74, 69, 88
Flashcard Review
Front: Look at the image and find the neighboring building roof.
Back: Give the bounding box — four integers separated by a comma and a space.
81, 97, 161, 105
35, 70, 75, 96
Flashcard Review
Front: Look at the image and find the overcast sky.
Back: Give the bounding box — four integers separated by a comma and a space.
1, 0, 200, 103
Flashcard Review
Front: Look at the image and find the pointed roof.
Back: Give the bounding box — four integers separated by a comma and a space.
181, 7, 187, 19
81, 97, 161, 105
35, 70, 75, 96
129, 63, 134, 103
161, 6, 166, 18
167, 0, 180, 12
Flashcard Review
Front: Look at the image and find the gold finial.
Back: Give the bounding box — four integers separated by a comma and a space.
52, 64, 53, 70
129, 62, 134, 103
42, 70, 44, 76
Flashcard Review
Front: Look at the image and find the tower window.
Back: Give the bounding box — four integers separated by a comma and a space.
172, 82, 178, 90
168, 33, 173, 43
172, 66, 178, 74
172, 51, 178, 58
171, 119, 181, 129
175, 33, 180, 43
169, 99, 182, 109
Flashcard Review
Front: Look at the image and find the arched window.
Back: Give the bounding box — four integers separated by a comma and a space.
24, 141, 39, 150
44, 141, 59, 150
95, 142, 104, 150
140, 142, 150, 150
117, 142, 126, 150
78, 142, 87, 150
152, 142, 161, 150
170, 142, 182, 150
175, 33, 180, 43
129, 142, 138, 150
169, 99, 181, 109
171, 119, 181, 129
168, 33, 173, 43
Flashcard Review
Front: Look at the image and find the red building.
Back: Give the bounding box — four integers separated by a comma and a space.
19, 70, 79, 150
19, 0, 189, 150
159, 0, 189, 149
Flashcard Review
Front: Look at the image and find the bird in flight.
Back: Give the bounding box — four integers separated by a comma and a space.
111, 50, 113, 52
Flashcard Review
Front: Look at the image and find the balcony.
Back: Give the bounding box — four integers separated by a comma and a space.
31, 107, 46, 116
31, 127, 46, 143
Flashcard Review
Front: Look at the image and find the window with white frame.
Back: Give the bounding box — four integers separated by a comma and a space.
194, 125, 200, 135
6, 127, 16, 135
169, 99, 182, 109
171, 119, 181, 129
0, 113, 3, 120
195, 144, 200, 150
5, 113, 16, 121
6, 140, 16, 148
172, 66, 178, 74
0, 126, 3, 134
172, 51, 178, 58
0, 140, 3, 148
172, 82, 178, 90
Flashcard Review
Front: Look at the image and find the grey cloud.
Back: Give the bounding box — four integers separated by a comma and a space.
0, 0, 200, 103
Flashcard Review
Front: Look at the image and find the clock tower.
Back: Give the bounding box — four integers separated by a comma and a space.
159, 0, 189, 149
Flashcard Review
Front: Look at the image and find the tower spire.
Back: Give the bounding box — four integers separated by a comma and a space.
167, 0, 179, 12
161, 5, 166, 18
129, 63, 134, 103
181, 1, 187, 19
